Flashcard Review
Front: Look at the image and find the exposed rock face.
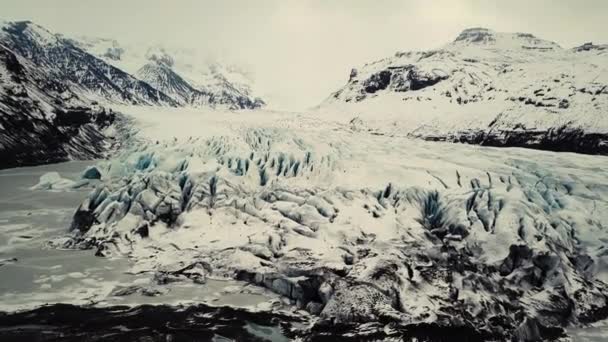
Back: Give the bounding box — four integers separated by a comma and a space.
454, 27, 497, 44
355, 65, 450, 98
363, 70, 392, 94
418, 126, 608, 155
0, 44, 117, 169
322, 27, 608, 155
135, 62, 211, 106
573, 42, 608, 53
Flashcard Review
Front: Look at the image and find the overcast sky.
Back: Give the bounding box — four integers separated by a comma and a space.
2, 0, 607, 110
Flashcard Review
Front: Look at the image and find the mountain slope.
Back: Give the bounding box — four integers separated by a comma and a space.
321, 28, 608, 154
0, 43, 115, 168
74, 39, 265, 109
0, 20, 268, 168
135, 61, 211, 106
0, 21, 177, 106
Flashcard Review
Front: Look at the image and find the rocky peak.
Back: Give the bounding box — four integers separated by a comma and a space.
1, 20, 60, 46
453, 27, 496, 44
573, 42, 608, 53
451, 27, 561, 51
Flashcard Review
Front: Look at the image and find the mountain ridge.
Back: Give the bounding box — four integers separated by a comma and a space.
0, 20, 178, 106
319, 27, 608, 154
71, 36, 265, 110
0, 20, 266, 168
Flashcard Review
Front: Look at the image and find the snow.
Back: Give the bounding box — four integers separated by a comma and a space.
0, 20, 60, 46
319, 28, 608, 144
53, 104, 608, 336
29, 172, 86, 191
72, 37, 264, 109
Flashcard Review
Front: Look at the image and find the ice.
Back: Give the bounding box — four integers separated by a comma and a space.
30, 172, 85, 191
82, 165, 102, 179
53, 106, 608, 339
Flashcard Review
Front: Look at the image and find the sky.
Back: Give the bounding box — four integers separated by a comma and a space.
1, 0, 607, 111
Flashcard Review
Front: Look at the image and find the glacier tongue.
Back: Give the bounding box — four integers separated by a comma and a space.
58, 107, 608, 340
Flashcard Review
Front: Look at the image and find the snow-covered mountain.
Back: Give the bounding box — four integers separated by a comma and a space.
0, 24, 117, 168
0, 20, 264, 110
0, 20, 266, 168
320, 28, 608, 154
71, 37, 265, 109
0, 21, 177, 106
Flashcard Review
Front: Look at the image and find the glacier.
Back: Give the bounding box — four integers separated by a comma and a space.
51, 106, 608, 341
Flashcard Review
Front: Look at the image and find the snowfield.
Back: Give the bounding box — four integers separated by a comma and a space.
54, 106, 608, 340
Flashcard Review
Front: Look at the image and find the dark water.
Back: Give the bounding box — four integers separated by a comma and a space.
0, 303, 295, 342
1, 303, 568, 342
0, 303, 501, 342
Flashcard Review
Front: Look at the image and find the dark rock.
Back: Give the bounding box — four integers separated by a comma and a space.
499, 245, 533, 276
70, 203, 97, 234
343, 253, 355, 265
363, 70, 392, 94
432, 126, 608, 155
408, 67, 448, 91
135, 222, 150, 238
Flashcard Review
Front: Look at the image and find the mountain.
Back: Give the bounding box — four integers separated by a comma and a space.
0, 20, 264, 109
0, 21, 177, 106
0, 42, 115, 168
135, 61, 211, 106
0, 20, 158, 168
72, 38, 265, 109
321, 28, 608, 154
0, 20, 266, 168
